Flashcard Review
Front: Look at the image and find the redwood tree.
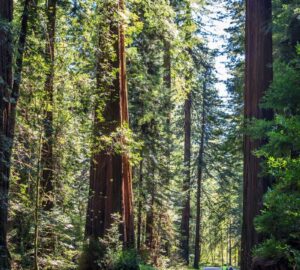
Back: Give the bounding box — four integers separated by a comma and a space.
137, 159, 144, 251
0, 0, 13, 268
180, 3, 193, 264
41, 0, 57, 211
181, 92, 191, 264
241, 1, 273, 269
194, 83, 206, 270
85, 0, 134, 253
0, 0, 35, 266
119, 0, 135, 246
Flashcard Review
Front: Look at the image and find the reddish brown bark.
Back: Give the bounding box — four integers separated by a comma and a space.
0, 0, 13, 268
241, 1, 273, 269
181, 4, 193, 263
181, 92, 191, 264
194, 85, 206, 269
11, 0, 38, 260
13, 0, 32, 98
137, 160, 143, 251
163, 40, 172, 184
41, 0, 57, 211
85, 0, 134, 250
0, 0, 34, 266
163, 41, 171, 92
119, 0, 134, 246
9, 0, 35, 136
86, 0, 121, 238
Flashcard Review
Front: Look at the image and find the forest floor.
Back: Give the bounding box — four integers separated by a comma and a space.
163, 267, 237, 270
139, 262, 239, 270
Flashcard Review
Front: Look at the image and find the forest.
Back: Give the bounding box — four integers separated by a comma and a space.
0, 0, 300, 269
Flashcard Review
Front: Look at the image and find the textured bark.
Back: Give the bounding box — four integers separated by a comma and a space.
12, 0, 32, 101
9, 0, 34, 138
241, 1, 273, 269
119, 0, 134, 246
0, 0, 34, 267
163, 40, 172, 185
41, 0, 57, 211
85, 0, 121, 240
180, 92, 191, 264
163, 41, 171, 92
11, 0, 37, 262
0, 0, 13, 268
137, 160, 143, 251
194, 87, 206, 269
181, 3, 193, 264
34, 134, 43, 270
85, 0, 134, 252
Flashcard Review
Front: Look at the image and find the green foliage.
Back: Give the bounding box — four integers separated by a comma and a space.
252, 56, 300, 268
261, 60, 300, 115
253, 162, 300, 267
114, 250, 140, 270
254, 238, 292, 260
80, 215, 140, 270
139, 265, 157, 270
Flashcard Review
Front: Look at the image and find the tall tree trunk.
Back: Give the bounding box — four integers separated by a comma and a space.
41, 0, 57, 211
181, 3, 193, 263
34, 132, 43, 270
119, 0, 134, 247
241, 1, 273, 269
228, 220, 232, 265
13, 0, 38, 261
0, 0, 13, 268
12, 0, 33, 102
85, 0, 121, 243
194, 86, 206, 269
163, 39, 172, 185
85, 0, 134, 256
221, 230, 224, 267
137, 159, 143, 251
181, 92, 191, 264
228, 222, 232, 266
0, 0, 34, 266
